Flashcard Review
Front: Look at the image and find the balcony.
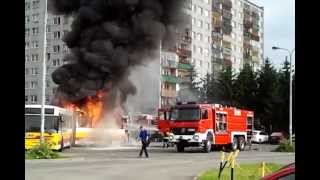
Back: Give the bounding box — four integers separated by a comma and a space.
221, 0, 232, 10
212, 57, 223, 64
161, 89, 177, 98
223, 58, 232, 66
177, 48, 191, 58
223, 47, 232, 56
162, 60, 178, 69
178, 63, 192, 70
251, 34, 260, 41
222, 9, 232, 19
162, 75, 181, 84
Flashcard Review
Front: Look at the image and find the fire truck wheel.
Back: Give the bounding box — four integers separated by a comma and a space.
238, 137, 245, 151
231, 137, 238, 151
177, 143, 184, 152
203, 140, 212, 153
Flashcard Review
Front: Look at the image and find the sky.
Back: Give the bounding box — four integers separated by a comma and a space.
249, 0, 295, 69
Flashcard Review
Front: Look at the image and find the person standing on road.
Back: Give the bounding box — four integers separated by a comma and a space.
138, 126, 149, 158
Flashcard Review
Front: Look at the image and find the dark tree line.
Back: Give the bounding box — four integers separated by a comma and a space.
191, 59, 295, 134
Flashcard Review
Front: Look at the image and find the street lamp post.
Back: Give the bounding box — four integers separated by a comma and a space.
40, 0, 48, 144
272, 46, 295, 145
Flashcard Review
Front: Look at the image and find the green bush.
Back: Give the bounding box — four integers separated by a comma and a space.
274, 140, 295, 152
25, 143, 59, 159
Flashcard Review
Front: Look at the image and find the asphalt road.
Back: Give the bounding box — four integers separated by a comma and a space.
26, 144, 295, 180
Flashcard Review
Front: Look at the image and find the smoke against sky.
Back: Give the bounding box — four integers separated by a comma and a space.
48, 0, 186, 109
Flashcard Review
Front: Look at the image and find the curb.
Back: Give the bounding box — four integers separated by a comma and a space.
193, 170, 206, 180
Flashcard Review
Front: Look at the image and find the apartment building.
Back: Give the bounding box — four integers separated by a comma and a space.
25, 0, 72, 105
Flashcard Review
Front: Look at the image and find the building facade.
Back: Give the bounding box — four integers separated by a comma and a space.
25, 0, 72, 105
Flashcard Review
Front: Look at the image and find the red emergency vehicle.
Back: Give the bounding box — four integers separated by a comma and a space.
157, 102, 254, 152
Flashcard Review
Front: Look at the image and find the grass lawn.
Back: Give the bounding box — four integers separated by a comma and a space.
198, 163, 283, 180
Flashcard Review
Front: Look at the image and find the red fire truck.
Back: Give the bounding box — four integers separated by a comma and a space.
158, 102, 254, 152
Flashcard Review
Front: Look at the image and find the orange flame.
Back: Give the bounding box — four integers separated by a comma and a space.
62, 91, 106, 128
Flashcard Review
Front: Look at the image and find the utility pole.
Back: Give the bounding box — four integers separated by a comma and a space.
40, 0, 48, 144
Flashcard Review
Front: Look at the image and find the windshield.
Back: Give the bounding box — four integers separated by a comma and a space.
25, 115, 59, 132
170, 108, 200, 121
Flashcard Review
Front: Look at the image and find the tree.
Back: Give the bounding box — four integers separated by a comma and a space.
255, 58, 279, 133
176, 65, 201, 102
216, 65, 236, 106
199, 73, 220, 103
233, 63, 258, 110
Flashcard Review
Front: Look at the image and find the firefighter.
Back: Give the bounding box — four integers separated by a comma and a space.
163, 132, 170, 148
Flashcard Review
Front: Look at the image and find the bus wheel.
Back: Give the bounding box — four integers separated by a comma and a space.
238, 137, 245, 151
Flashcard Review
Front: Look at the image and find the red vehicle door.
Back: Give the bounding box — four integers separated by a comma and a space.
214, 109, 230, 145
157, 108, 170, 134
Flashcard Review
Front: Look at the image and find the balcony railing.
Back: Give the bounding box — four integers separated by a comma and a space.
162, 75, 181, 84
178, 63, 193, 70
223, 47, 232, 55
221, 0, 232, 10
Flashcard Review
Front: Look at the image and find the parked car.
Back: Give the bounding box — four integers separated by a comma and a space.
270, 132, 286, 144
252, 130, 269, 143
262, 163, 295, 180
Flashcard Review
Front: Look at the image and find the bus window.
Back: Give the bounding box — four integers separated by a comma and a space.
25, 115, 59, 132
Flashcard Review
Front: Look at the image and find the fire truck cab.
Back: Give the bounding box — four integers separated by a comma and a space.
158, 102, 254, 152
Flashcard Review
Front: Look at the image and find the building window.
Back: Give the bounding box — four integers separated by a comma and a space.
25, 55, 30, 62
25, 96, 28, 103
204, 48, 209, 57
54, 31, 61, 39
31, 54, 39, 62
192, 18, 196, 25
25, 68, 29, 75
193, 45, 196, 52
32, 0, 40, 9
25, 2, 31, 10
205, 23, 210, 30
52, 59, 61, 66
197, 20, 203, 28
31, 41, 39, 48
25, 16, 30, 24
31, 81, 38, 89
192, 4, 196, 12
207, 36, 210, 43
32, 27, 39, 36
46, 80, 50, 88
25, 41, 30, 49
192, 31, 196, 39
53, 17, 61, 25
25, 28, 30, 36
46, 25, 51, 32
31, 68, 39, 75
197, 33, 202, 41
32, 13, 39, 23
53, 45, 60, 53
204, 0, 210, 4
31, 95, 38, 103
204, 10, 209, 17
46, 95, 50, 102
197, 7, 202, 14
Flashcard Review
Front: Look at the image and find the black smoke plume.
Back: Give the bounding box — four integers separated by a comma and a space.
49, 0, 187, 108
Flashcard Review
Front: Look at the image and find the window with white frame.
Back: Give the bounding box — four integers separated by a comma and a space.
32, 13, 39, 23
30, 81, 38, 89
53, 17, 61, 25
192, 18, 196, 25
204, 48, 209, 57
31, 68, 39, 75
31, 41, 39, 48
54, 31, 61, 39
197, 20, 202, 28
197, 33, 202, 41
31, 54, 39, 61
32, 0, 40, 9
31, 95, 38, 103
46, 25, 51, 32
25, 55, 30, 62
32, 27, 39, 36
25, 28, 30, 36
25, 41, 30, 49
25, 96, 28, 102
193, 45, 196, 52
192, 31, 196, 39
25, 16, 30, 24
192, 4, 196, 12
53, 45, 60, 53
52, 59, 61, 66
197, 7, 202, 14
25, 2, 31, 10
